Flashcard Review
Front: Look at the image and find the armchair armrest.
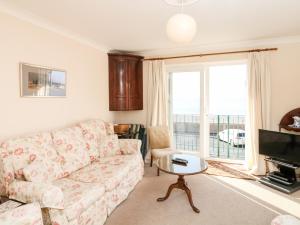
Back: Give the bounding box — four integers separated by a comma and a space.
271, 215, 300, 225
8, 180, 64, 209
0, 202, 43, 225
119, 139, 141, 155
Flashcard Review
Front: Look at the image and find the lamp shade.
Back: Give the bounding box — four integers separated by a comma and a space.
166, 13, 197, 43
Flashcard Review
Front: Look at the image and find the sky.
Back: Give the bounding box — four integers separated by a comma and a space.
172, 64, 247, 115
51, 71, 66, 84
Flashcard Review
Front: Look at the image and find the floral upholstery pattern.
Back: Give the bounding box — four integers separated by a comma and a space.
0, 200, 22, 214
0, 119, 145, 225
77, 120, 107, 162
97, 156, 125, 165
105, 160, 144, 215
23, 158, 64, 182
99, 153, 144, 171
119, 139, 141, 155
52, 126, 91, 175
1, 136, 46, 180
105, 186, 128, 215
68, 197, 107, 225
48, 208, 69, 225
0, 202, 43, 225
69, 162, 130, 191
53, 178, 105, 221
0, 147, 14, 195
8, 180, 64, 209
104, 122, 115, 135
99, 134, 122, 158
271, 215, 300, 225
0, 132, 61, 185
31, 132, 61, 162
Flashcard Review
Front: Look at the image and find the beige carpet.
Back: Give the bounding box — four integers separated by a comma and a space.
105, 166, 284, 225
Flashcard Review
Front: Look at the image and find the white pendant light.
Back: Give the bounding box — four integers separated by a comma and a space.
165, 0, 198, 43
166, 13, 197, 43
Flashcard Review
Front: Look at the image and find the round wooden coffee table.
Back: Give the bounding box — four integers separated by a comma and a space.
155, 153, 208, 213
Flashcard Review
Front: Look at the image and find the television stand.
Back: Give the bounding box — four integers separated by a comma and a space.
259, 158, 300, 194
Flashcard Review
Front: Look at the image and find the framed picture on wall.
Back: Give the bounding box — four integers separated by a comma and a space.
20, 63, 66, 97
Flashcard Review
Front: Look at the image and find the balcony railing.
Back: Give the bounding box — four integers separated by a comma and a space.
172, 114, 245, 160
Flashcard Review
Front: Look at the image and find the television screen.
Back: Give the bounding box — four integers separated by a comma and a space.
259, 129, 300, 165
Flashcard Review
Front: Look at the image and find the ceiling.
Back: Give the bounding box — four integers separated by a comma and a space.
1, 0, 300, 56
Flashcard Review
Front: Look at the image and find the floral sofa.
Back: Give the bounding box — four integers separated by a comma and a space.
0, 119, 144, 225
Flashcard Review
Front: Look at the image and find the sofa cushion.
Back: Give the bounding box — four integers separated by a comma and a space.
33, 132, 61, 162
118, 139, 141, 155
69, 154, 143, 192
77, 120, 107, 162
52, 125, 91, 175
8, 180, 64, 209
98, 153, 143, 171
23, 158, 64, 182
68, 162, 129, 191
0, 132, 60, 181
1, 137, 43, 180
104, 122, 115, 135
99, 134, 122, 158
53, 178, 105, 221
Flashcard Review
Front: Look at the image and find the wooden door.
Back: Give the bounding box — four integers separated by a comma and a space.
127, 58, 143, 110
109, 56, 128, 110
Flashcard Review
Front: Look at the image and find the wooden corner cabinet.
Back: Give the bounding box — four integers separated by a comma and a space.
108, 53, 144, 111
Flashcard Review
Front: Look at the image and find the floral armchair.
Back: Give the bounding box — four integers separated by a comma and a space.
0, 202, 43, 225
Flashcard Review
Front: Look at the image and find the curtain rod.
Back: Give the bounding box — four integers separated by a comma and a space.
143, 48, 278, 61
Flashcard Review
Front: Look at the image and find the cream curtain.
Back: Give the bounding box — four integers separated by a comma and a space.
145, 60, 169, 127
245, 52, 271, 175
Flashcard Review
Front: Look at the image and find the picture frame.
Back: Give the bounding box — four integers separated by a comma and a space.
20, 63, 66, 97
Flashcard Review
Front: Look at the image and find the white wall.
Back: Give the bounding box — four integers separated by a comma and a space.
0, 12, 112, 139
114, 43, 300, 132
270, 43, 300, 131
2, 9, 299, 138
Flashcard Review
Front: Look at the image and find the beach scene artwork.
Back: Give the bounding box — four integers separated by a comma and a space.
20, 63, 66, 97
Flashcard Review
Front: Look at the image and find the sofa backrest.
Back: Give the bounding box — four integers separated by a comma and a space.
0, 132, 61, 195
51, 125, 91, 175
77, 119, 114, 162
104, 122, 115, 135
0, 119, 115, 195
0, 132, 60, 180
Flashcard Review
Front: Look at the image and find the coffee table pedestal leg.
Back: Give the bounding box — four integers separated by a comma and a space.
157, 175, 200, 213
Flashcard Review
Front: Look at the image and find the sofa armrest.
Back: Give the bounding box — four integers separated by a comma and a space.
0, 202, 43, 225
8, 180, 64, 209
119, 139, 142, 155
271, 215, 300, 225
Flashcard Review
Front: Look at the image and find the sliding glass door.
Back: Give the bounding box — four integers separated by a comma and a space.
170, 72, 201, 152
208, 64, 247, 160
168, 61, 247, 161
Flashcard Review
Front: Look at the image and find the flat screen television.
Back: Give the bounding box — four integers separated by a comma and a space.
259, 129, 300, 166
